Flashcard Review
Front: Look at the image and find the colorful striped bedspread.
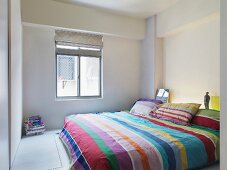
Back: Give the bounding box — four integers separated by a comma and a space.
59, 111, 219, 170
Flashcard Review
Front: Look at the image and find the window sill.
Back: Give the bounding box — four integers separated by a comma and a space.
55, 97, 103, 101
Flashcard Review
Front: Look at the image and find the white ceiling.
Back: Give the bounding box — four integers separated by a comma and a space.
55, 0, 181, 18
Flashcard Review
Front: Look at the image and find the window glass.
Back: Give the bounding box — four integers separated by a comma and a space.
57, 55, 78, 97
80, 57, 100, 96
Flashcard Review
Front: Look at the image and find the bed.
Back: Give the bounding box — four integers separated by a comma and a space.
59, 111, 219, 170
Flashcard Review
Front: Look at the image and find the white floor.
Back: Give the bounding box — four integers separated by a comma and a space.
11, 130, 220, 170
11, 130, 70, 170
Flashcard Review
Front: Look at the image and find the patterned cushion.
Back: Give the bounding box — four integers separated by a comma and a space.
153, 103, 201, 125
192, 109, 220, 130
130, 100, 161, 118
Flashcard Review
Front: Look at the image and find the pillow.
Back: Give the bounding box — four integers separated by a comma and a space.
130, 100, 161, 118
153, 103, 201, 125
137, 98, 163, 104
192, 109, 220, 130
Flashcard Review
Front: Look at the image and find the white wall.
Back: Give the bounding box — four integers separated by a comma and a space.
140, 16, 164, 98
10, 0, 23, 165
154, 38, 164, 92
163, 18, 220, 104
156, 0, 219, 37
141, 17, 156, 98
220, 0, 227, 169
21, 0, 145, 40
154, 0, 220, 105
0, 0, 9, 169
23, 25, 141, 130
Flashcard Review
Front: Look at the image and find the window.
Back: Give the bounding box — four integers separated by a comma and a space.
55, 31, 103, 99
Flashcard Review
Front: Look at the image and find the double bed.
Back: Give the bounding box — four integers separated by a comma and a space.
59, 111, 219, 170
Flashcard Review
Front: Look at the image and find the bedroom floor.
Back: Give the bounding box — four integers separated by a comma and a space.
11, 130, 220, 170
11, 130, 70, 170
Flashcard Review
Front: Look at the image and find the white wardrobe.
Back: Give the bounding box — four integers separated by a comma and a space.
0, 0, 10, 169
0, 0, 23, 169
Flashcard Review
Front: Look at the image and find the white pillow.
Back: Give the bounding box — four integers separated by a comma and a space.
130, 101, 159, 117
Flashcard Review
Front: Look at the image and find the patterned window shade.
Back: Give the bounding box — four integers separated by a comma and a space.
57, 55, 75, 80
55, 30, 103, 47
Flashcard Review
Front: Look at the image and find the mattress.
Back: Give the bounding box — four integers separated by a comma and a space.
59, 111, 219, 170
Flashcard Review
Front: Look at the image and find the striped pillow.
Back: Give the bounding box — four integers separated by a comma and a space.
153, 103, 201, 125
192, 109, 220, 130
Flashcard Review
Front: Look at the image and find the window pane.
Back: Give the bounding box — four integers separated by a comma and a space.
80, 57, 100, 96
57, 55, 78, 97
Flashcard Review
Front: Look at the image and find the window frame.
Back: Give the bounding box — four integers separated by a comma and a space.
55, 42, 103, 100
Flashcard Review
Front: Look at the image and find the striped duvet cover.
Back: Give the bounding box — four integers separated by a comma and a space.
59, 111, 219, 170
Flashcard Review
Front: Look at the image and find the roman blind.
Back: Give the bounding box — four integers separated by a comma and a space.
55, 30, 103, 57
55, 30, 103, 47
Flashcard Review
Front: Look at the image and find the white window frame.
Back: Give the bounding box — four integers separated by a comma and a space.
55, 42, 102, 100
